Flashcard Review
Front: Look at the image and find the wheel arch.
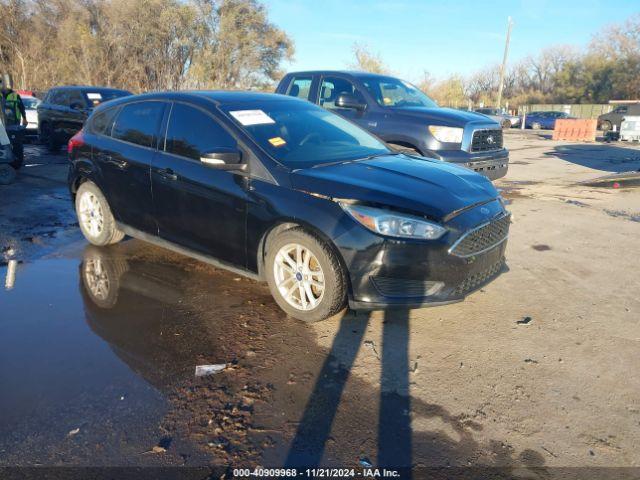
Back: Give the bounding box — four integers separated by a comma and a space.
386, 140, 423, 155
256, 219, 352, 294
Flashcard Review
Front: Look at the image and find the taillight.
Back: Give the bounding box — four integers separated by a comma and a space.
68, 130, 85, 155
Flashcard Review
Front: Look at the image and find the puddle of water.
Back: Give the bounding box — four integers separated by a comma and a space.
0, 256, 172, 464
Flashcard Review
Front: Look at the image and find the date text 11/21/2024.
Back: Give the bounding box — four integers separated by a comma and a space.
232, 468, 401, 477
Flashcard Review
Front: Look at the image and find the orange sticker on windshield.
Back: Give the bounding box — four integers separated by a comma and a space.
269, 136, 286, 147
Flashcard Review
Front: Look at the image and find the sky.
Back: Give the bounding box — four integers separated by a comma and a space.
265, 0, 639, 82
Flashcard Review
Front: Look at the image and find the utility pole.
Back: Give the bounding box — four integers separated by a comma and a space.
496, 16, 514, 110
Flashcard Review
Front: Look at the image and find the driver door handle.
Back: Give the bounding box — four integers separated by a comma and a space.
157, 167, 178, 181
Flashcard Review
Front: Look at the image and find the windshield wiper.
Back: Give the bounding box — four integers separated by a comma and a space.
363, 151, 402, 160
310, 151, 401, 169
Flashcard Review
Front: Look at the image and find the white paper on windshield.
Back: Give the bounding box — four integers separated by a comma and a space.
86, 93, 103, 100
230, 110, 275, 126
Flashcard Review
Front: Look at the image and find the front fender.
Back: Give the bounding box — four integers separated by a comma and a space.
246, 179, 356, 275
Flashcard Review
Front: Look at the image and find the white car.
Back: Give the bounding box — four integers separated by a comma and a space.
475, 107, 521, 128
21, 95, 41, 135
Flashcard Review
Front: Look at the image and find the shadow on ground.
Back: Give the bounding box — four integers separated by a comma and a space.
546, 144, 640, 172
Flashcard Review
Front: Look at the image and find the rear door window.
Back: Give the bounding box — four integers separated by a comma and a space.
164, 103, 237, 161
51, 90, 70, 107
286, 77, 313, 101
84, 90, 130, 107
112, 101, 165, 148
67, 90, 87, 109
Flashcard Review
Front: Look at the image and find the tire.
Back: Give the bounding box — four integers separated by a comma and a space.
531, 122, 542, 130
75, 181, 125, 246
81, 245, 130, 309
501, 119, 511, 129
265, 227, 347, 322
600, 120, 612, 132
388, 143, 420, 155
0, 164, 16, 185
41, 123, 60, 153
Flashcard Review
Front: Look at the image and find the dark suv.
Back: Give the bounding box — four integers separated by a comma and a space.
68, 91, 509, 322
276, 71, 509, 180
38, 86, 131, 152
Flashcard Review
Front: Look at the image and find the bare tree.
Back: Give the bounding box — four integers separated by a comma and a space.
348, 43, 389, 74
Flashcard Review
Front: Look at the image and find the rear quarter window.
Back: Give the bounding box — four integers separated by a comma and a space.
112, 101, 165, 148
88, 106, 120, 137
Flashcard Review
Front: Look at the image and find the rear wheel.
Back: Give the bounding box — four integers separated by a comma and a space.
501, 119, 512, 129
265, 228, 347, 322
531, 122, 542, 130
75, 181, 125, 246
600, 120, 612, 132
41, 123, 61, 153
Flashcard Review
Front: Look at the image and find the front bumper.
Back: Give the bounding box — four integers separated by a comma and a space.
336, 203, 509, 311
431, 148, 509, 180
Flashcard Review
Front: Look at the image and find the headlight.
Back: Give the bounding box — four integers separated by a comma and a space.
428, 125, 463, 143
341, 204, 447, 240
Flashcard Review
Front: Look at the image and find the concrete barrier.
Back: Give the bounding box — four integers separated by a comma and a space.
552, 119, 597, 141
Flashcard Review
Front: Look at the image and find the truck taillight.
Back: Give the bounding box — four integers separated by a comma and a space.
68, 130, 85, 155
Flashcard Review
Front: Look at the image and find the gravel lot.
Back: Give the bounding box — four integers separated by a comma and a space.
1, 133, 639, 476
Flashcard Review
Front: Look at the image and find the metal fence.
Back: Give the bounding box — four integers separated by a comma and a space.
517, 104, 613, 119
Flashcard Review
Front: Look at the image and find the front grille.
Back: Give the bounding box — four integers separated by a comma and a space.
453, 259, 505, 296
450, 213, 510, 258
371, 277, 443, 298
470, 129, 503, 152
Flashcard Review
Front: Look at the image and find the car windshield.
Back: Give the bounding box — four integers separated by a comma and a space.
22, 97, 40, 109
83, 89, 130, 107
221, 100, 390, 169
362, 76, 438, 108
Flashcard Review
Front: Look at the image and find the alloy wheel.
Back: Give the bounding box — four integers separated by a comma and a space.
273, 243, 325, 311
78, 191, 105, 239
83, 257, 110, 302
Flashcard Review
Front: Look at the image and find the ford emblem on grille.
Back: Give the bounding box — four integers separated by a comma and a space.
480, 207, 490, 215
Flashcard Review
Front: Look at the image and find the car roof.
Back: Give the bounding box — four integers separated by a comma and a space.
51, 85, 130, 93
285, 70, 400, 80
98, 90, 313, 108
98, 90, 308, 109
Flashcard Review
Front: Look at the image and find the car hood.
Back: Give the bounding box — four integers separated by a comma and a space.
290, 154, 499, 221
391, 106, 499, 127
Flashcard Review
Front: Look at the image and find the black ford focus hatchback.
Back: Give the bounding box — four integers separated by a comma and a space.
68, 91, 510, 322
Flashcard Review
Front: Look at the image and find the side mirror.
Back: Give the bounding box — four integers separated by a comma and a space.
200, 148, 247, 171
335, 93, 366, 111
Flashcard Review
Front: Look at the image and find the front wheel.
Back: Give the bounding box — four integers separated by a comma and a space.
501, 119, 512, 129
531, 122, 542, 130
265, 228, 347, 322
600, 120, 612, 132
75, 181, 125, 246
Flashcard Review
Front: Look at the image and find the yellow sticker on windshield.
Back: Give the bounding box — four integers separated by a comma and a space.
269, 136, 286, 147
